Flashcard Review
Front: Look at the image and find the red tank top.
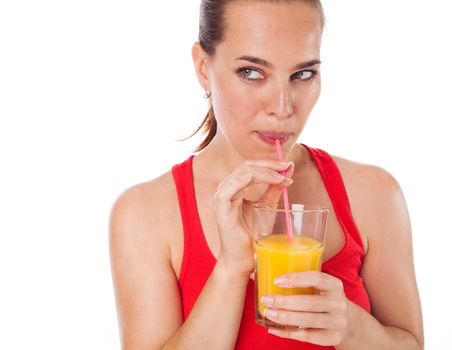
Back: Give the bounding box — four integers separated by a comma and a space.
171, 144, 371, 349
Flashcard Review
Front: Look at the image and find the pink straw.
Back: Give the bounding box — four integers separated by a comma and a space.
274, 139, 294, 239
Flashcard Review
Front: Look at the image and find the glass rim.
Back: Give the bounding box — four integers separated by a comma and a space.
252, 201, 329, 214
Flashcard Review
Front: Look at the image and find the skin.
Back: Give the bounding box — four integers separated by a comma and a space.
109, 1, 423, 349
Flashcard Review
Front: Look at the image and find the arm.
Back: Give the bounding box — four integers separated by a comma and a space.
162, 261, 250, 350
260, 166, 423, 349
109, 183, 184, 349
110, 161, 293, 349
110, 182, 249, 350
337, 167, 423, 349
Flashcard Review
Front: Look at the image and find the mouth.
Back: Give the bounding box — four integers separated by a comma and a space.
255, 131, 291, 145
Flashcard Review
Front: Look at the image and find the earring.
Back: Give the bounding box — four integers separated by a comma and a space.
204, 90, 211, 99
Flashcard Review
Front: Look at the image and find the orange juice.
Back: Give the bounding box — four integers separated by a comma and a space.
254, 234, 324, 323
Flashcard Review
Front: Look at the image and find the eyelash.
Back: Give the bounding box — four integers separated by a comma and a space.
237, 67, 318, 82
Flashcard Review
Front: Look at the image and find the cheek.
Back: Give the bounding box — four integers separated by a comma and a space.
295, 81, 321, 114
311, 79, 321, 103
213, 77, 261, 124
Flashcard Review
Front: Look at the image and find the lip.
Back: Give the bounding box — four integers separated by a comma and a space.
255, 131, 291, 145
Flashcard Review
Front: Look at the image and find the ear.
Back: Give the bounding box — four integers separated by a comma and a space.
192, 42, 211, 92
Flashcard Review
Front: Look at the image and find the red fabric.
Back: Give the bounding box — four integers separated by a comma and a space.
171, 145, 371, 349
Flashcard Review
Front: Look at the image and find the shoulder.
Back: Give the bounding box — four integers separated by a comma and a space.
331, 154, 401, 196
330, 154, 409, 249
109, 170, 181, 262
110, 170, 178, 230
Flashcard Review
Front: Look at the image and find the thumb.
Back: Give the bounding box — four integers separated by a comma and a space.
259, 162, 294, 204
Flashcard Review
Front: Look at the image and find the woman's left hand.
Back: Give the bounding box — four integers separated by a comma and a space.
262, 271, 350, 347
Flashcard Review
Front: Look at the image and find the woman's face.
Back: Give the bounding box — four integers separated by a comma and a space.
204, 0, 322, 159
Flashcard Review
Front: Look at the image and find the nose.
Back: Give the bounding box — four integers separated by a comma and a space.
266, 82, 293, 120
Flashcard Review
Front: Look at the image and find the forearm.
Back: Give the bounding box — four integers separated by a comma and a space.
162, 260, 249, 350
337, 301, 423, 350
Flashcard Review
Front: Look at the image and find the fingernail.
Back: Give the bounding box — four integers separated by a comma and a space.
261, 296, 274, 305
268, 329, 281, 335
283, 178, 293, 185
274, 276, 288, 285
264, 308, 277, 318
278, 161, 290, 167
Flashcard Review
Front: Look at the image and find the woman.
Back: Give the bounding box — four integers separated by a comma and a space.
109, 0, 423, 348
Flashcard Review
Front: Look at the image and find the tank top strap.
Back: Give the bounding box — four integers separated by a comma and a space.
301, 144, 365, 254
171, 155, 214, 287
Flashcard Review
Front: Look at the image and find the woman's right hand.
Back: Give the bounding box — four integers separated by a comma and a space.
214, 159, 294, 275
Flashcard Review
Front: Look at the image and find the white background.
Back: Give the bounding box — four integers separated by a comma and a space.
1, 0, 450, 348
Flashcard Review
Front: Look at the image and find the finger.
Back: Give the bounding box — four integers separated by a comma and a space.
268, 328, 344, 347
215, 163, 293, 230
215, 172, 253, 205
264, 308, 340, 329
285, 162, 295, 178
278, 161, 295, 177
215, 171, 290, 231
258, 180, 290, 204
274, 271, 344, 294
239, 159, 293, 172
261, 294, 336, 313
216, 168, 292, 202
214, 173, 252, 228
259, 162, 295, 203
215, 160, 293, 198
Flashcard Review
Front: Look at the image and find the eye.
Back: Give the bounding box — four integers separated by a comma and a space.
291, 70, 318, 81
238, 67, 264, 81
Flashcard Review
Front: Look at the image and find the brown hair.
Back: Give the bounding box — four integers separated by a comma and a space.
190, 0, 325, 152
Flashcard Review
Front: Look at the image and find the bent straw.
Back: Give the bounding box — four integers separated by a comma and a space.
274, 139, 294, 239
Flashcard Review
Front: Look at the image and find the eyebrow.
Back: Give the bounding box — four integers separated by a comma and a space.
235, 55, 321, 70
